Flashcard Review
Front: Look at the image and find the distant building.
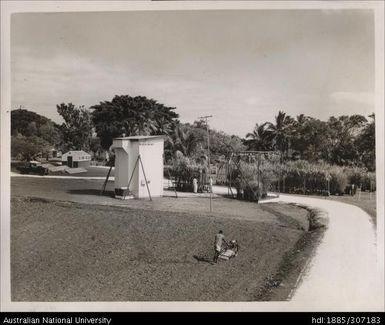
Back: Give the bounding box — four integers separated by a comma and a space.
62, 150, 91, 168
49, 148, 62, 159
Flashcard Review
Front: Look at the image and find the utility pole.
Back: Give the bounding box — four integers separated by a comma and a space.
199, 115, 213, 212
257, 154, 261, 200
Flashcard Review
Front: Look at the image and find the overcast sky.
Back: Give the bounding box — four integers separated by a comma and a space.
11, 9, 374, 137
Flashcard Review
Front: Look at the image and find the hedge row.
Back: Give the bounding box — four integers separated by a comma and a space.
278, 161, 376, 195
164, 156, 376, 197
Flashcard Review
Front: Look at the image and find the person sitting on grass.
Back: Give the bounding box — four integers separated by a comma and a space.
213, 230, 227, 263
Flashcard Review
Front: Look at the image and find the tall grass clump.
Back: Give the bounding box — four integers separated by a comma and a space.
279, 160, 375, 195
166, 154, 204, 192
227, 160, 277, 201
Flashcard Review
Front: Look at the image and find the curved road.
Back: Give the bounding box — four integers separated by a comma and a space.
211, 185, 383, 310
262, 194, 383, 311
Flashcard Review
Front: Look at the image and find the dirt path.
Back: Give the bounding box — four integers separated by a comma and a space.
266, 194, 383, 311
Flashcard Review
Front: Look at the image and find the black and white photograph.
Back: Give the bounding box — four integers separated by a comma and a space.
1, 0, 384, 313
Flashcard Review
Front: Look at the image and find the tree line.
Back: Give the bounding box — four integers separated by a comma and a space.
11, 95, 375, 174
244, 111, 375, 171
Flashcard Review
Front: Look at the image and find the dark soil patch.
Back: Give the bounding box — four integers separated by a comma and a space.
67, 189, 115, 197
254, 208, 326, 301
259, 203, 307, 231
11, 197, 313, 301
10, 177, 322, 302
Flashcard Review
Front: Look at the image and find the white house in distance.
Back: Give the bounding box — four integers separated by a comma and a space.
61, 150, 91, 168
110, 136, 164, 199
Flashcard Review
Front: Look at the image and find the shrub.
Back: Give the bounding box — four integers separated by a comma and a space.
227, 160, 270, 201
361, 172, 376, 191
345, 166, 365, 186
278, 160, 350, 195
166, 155, 205, 192
329, 167, 349, 195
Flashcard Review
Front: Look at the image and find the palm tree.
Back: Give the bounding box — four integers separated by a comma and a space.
291, 114, 312, 159
165, 124, 205, 159
295, 114, 310, 126
265, 110, 295, 160
245, 122, 273, 151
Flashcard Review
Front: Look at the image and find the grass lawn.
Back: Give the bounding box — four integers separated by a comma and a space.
11, 196, 312, 301
327, 192, 376, 224
11, 177, 308, 228
283, 192, 377, 225
299, 191, 376, 225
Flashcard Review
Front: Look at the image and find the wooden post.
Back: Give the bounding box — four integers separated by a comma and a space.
100, 165, 113, 195
206, 124, 212, 212
139, 155, 152, 201
257, 153, 261, 200
124, 155, 140, 199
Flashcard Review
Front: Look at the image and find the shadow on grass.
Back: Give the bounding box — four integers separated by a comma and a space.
193, 255, 214, 264
67, 189, 115, 197
162, 193, 224, 200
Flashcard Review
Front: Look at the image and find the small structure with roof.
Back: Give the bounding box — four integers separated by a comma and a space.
49, 148, 62, 159
110, 136, 164, 199
61, 150, 91, 168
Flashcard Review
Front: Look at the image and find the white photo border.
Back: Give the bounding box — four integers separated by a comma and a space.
1, 0, 384, 312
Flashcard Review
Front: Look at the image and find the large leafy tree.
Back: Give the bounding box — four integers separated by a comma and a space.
11, 135, 52, 161
290, 116, 330, 162
326, 114, 367, 166
90, 95, 179, 150
188, 120, 245, 161
209, 131, 245, 160
355, 113, 375, 171
57, 103, 93, 152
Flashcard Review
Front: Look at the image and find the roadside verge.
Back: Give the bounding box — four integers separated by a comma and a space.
254, 205, 328, 301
